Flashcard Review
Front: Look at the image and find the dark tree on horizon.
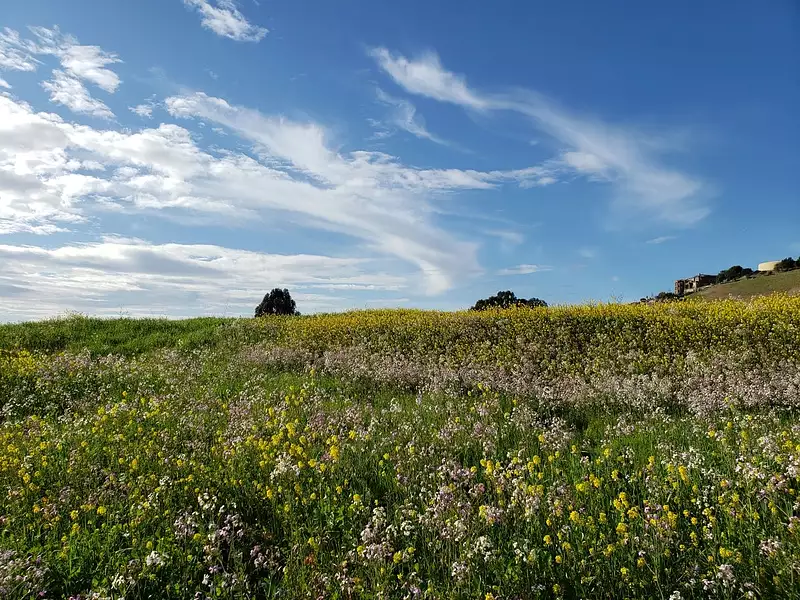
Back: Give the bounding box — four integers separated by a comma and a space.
255, 288, 299, 317
471, 291, 547, 311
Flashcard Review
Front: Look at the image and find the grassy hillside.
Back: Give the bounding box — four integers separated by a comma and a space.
0, 316, 231, 355
693, 269, 800, 300
1, 297, 800, 598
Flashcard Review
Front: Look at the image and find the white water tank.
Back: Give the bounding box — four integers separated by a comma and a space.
758, 260, 780, 272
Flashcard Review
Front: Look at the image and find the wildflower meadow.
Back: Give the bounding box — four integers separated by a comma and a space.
1, 296, 799, 599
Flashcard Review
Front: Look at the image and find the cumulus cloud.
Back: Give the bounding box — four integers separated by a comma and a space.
0, 76, 9, 88
371, 48, 710, 226
183, 0, 268, 42
0, 238, 405, 320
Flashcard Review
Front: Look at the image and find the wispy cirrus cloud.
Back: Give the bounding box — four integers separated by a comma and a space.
498, 264, 551, 275
183, 0, 267, 42
370, 48, 710, 227
646, 235, 676, 244
0, 85, 553, 299
374, 88, 451, 147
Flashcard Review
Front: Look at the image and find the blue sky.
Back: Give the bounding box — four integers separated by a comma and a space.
0, 0, 798, 319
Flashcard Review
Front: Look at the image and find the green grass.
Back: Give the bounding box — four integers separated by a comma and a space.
0, 315, 234, 355
693, 269, 800, 300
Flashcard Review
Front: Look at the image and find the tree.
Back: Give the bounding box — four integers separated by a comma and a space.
255, 288, 299, 317
716, 265, 753, 284
471, 291, 547, 311
775, 257, 798, 272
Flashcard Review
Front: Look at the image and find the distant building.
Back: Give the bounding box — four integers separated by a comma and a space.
674, 274, 716, 296
758, 260, 780, 272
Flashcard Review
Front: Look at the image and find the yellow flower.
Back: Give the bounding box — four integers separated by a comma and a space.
637, 557, 646, 568
555, 555, 563, 564
616, 522, 628, 535
543, 535, 552, 545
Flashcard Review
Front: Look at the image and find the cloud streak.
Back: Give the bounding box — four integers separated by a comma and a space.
183, 0, 268, 42
646, 235, 676, 244
371, 48, 710, 227
497, 264, 551, 275
374, 88, 451, 147
0, 238, 404, 320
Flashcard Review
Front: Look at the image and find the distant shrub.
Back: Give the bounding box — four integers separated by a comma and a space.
471, 290, 547, 311
775, 257, 798, 272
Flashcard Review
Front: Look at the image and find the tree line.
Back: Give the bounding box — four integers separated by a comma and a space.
254, 288, 547, 317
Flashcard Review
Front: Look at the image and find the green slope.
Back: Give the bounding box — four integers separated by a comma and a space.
693, 269, 800, 300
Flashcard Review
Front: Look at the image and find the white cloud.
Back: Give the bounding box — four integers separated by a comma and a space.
26, 26, 122, 92
0, 28, 38, 72
561, 151, 608, 175
646, 235, 676, 244
369, 48, 487, 110
41, 70, 115, 119
0, 27, 122, 117
183, 0, 268, 42
163, 91, 561, 291
0, 76, 9, 88
0, 238, 406, 320
0, 79, 563, 300
498, 264, 551, 275
130, 98, 157, 119
375, 88, 450, 146
371, 48, 709, 226
578, 247, 597, 259
0, 90, 547, 296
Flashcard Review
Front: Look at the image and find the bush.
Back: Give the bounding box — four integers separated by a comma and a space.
716, 265, 753, 284
471, 291, 547, 311
255, 288, 299, 317
775, 257, 798, 272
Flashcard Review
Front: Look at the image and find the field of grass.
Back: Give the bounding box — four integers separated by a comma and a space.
1, 296, 800, 599
694, 269, 800, 301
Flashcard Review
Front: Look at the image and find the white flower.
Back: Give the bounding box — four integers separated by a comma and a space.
145, 550, 166, 568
